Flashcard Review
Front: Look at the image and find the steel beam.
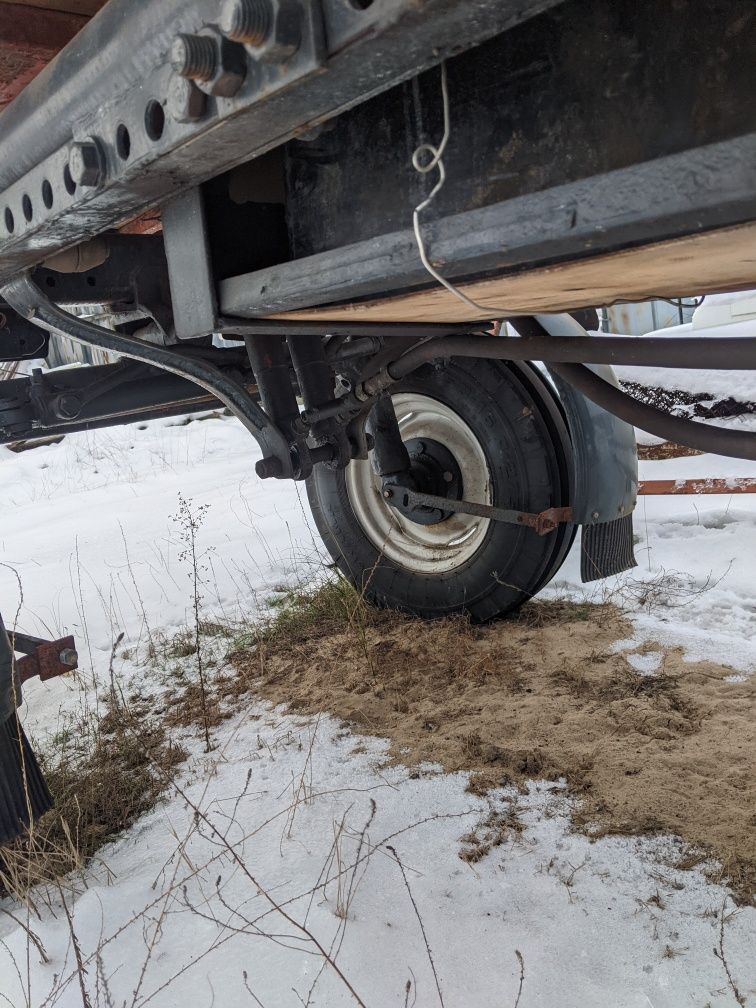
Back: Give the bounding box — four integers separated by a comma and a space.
0, 0, 560, 280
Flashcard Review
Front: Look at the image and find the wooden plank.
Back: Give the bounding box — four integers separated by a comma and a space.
268, 222, 756, 324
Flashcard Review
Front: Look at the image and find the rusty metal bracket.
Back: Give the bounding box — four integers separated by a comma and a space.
13, 632, 78, 684
384, 486, 573, 536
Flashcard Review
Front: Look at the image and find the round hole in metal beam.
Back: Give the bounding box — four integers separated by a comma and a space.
42, 179, 54, 209
144, 100, 165, 142
63, 164, 76, 195
4, 208, 14, 233
22, 194, 33, 222
116, 123, 131, 160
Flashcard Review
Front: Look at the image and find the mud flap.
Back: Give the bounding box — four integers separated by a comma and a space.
0, 613, 53, 846
0, 712, 52, 846
580, 513, 637, 583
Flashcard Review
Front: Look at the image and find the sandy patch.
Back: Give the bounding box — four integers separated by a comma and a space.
228, 599, 755, 903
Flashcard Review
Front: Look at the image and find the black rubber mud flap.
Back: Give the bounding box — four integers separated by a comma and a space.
0, 712, 52, 846
580, 514, 637, 583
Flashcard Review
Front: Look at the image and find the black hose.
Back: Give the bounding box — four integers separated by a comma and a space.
551, 362, 756, 461
387, 330, 756, 377
1, 274, 292, 469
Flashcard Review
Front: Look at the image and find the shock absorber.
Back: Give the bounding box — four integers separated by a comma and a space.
287, 334, 350, 466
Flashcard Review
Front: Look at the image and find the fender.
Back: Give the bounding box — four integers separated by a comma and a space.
537, 314, 639, 581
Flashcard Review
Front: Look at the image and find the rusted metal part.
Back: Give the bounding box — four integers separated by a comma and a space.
119, 210, 163, 236
14, 632, 78, 684
0, 4, 87, 111
638, 478, 756, 496
385, 486, 574, 536
516, 505, 574, 536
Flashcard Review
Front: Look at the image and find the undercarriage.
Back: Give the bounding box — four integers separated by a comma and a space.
1, 0, 755, 841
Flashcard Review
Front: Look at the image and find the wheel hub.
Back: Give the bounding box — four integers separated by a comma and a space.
345, 392, 493, 575
383, 437, 463, 525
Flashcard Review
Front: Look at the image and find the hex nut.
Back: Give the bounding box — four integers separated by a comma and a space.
177, 30, 247, 98
205, 35, 247, 96
68, 139, 104, 188
59, 648, 78, 668
167, 74, 208, 123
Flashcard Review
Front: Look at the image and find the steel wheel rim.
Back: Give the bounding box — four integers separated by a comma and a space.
346, 392, 492, 574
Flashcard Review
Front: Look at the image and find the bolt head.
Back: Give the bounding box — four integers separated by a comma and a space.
383, 488, 393, 499
68, 140, 103, 188
167, 75, 208, 123
591, 510, 600, 521
59, 648, 78, 668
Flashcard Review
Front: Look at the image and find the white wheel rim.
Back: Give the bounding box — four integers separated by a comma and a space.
345, 392, 492, 574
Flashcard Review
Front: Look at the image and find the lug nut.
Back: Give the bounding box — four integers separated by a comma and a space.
442, 471, 454, 483
68, 139, 103, 188
220, 0, 272, 45
171, 33, 218, 82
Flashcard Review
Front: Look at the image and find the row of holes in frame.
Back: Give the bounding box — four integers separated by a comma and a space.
2, 99, 166, 238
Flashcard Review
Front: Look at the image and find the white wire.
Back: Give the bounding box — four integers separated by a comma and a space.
411, 61, 505, 317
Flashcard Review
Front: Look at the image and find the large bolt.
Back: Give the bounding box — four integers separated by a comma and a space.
220, 0, 272, 45
255, 456, 282, 479
68, 139, 103, 188
171, 33, 218, 82
59, 648, 78, 668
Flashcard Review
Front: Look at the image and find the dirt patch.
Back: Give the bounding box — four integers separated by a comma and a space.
226, 588, 755, 903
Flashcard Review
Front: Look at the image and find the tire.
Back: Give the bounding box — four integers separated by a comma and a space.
306, 357, 575, 621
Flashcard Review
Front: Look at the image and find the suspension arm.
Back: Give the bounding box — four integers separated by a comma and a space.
0, 273, 296, 475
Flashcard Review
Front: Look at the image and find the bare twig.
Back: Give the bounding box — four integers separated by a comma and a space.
386, 845, 444, 1008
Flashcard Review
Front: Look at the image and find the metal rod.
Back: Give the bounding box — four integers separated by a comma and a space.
1, 273, 293, 470
384, 330, 756, 376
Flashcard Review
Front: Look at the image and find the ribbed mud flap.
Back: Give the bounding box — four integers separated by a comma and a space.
580, 514, 637, 583
0, 713, 52, 846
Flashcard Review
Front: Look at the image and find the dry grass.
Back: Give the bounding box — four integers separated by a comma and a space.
0, 694, 186, 901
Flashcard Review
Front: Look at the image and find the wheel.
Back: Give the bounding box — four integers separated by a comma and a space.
306, 357, 575, 621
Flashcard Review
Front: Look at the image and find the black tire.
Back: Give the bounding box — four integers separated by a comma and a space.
306, 357, 574, 621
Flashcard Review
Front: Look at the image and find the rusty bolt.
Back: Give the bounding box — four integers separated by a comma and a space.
68, 139, 103, 188
172, 30, 247, 98
223, 0, 301, 64
171, 33, 218, 82
59, 648, 78, 668
167, 74, 208, 123
220, 0, 273, 45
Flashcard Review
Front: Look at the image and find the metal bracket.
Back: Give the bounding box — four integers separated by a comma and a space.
383, 485, 573, 536
12, 632, 78, 684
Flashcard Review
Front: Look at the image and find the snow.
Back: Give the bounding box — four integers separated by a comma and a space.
1, 407, 755, 1007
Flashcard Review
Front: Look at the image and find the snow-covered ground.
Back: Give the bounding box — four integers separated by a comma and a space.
1, 391, 755, 1006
